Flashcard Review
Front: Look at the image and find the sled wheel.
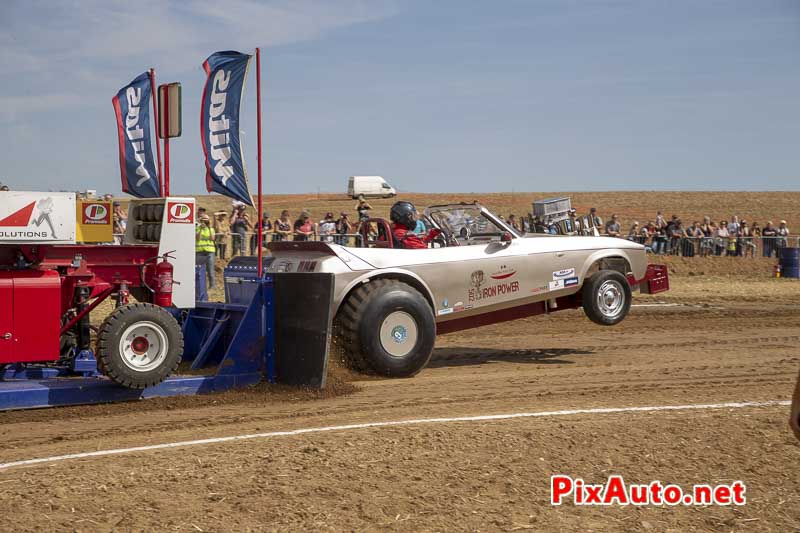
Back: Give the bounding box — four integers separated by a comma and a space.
338, 279, 435, 377
582, 270, 631, 326
97, 303, 183, 389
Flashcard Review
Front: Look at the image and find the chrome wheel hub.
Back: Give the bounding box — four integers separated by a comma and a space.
596, 280, 625, 318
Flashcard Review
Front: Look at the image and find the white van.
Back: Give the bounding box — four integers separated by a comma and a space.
347, 176, 397, 199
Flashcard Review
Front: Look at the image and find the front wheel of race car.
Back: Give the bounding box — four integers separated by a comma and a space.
338, 279, 436, 377
97, 303, 183, 389
582, 270, 632, 326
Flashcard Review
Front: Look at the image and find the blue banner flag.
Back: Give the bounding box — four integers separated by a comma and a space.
201, 51, 254, 206
112, 72, 161, 198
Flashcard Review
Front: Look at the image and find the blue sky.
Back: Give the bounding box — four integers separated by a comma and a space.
1, 0, 798, 195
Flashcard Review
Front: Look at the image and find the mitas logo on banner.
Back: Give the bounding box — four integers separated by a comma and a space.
112, 72, 160, 198
167, 202, 194, 224
82, 203, 110, 225
201, 51, 254, 207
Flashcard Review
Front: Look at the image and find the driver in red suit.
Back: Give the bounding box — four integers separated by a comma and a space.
390, 201, 441, 249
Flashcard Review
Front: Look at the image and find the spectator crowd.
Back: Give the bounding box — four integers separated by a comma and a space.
203, 202, 794, 262
82, 191, 796, 262
193, 198, 375, 290
500, 209, 793, 258
205, 198, 370, 260
79, 190, 795, 292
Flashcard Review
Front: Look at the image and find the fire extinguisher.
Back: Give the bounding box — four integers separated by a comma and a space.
153, 255, 175, 307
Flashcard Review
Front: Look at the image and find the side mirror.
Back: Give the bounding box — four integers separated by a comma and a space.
501, 231, 513, 242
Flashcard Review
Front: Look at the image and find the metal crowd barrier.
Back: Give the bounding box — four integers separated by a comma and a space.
112, 226, 793, 260
220, 231, 365, 257
108, 231, 365, 250
618, 235, 799, 257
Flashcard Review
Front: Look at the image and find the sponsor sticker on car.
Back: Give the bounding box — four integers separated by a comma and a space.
491, 265, 517, 280
553, 268, 575, 280
469, 281, 520, 303
564, 276, 579, 287
549, 279, 565, 291
468, 264, 522, 302
437, 308, 454, 316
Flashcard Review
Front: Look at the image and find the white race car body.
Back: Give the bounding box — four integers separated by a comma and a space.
267, 203, 662, 334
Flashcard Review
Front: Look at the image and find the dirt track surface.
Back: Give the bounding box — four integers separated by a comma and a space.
1, 277, 799, 531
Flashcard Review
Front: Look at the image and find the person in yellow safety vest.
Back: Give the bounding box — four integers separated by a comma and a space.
196, 214, 216, 290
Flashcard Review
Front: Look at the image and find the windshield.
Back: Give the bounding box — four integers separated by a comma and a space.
426, 206, 513, 244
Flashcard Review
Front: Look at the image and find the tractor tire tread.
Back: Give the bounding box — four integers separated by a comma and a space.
337, 279, 391, 372
336, 279, 433, 376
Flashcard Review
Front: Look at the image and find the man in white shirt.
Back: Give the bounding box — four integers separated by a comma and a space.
319, 212, 337, 243
727, 216, 740, 236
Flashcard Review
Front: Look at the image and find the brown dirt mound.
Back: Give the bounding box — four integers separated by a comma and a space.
0, 357, 359, 425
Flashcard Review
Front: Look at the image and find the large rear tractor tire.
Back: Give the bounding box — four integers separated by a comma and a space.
582, 270, 632, 326
97, 303, 183, 389
338, 279, 436, 377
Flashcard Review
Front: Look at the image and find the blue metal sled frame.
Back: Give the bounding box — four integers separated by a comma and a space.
0, 278, 275, 411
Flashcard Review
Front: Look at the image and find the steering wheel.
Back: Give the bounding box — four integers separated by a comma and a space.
432, 232, 448, 248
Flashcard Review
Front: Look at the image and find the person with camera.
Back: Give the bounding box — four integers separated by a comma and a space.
336, 212, 352, 245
